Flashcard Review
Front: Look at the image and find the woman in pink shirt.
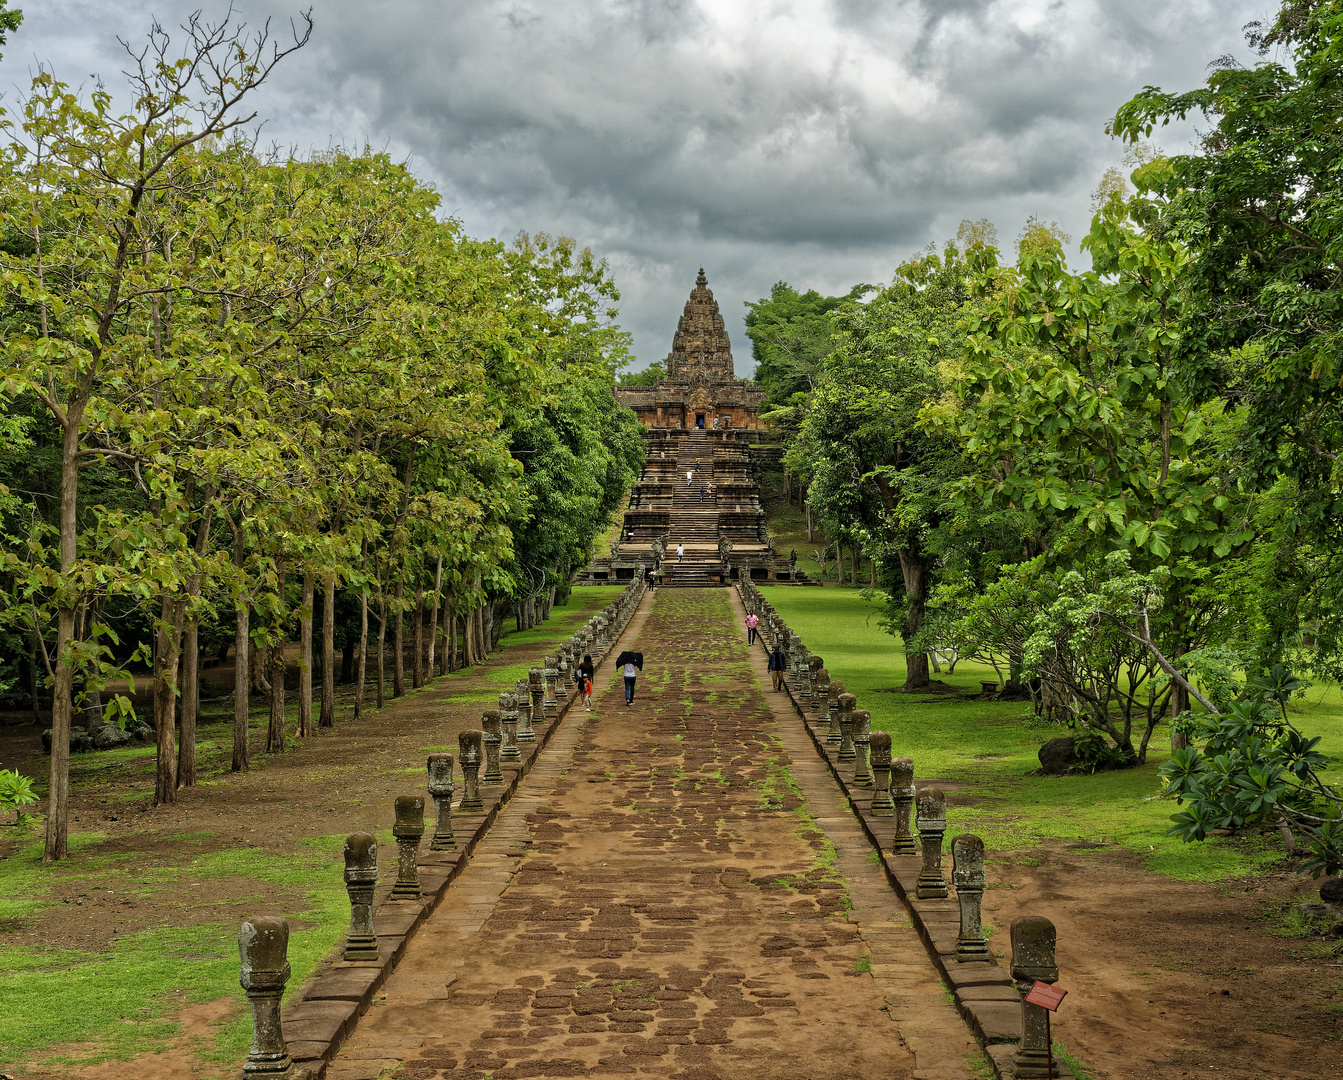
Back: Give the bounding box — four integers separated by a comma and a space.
745, 612, 759, 645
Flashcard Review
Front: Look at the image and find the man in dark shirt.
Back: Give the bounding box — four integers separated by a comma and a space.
767, 644, 787, 691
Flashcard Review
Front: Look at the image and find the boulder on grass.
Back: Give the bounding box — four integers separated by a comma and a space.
93, 724, 132, 750
1038, 736, 1079, 775
129, 723, 154, 744
42, 727, 96, 753
1320, 877, 1343, 904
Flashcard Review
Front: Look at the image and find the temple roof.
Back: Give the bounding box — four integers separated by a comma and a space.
667, 268, 735, 384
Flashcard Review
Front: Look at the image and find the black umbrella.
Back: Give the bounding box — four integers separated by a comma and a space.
615, 650, 644, 670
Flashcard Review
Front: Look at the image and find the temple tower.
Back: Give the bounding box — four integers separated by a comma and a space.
576, 269, 804, 588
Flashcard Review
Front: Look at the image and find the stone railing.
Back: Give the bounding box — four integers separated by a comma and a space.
736, 580, 1073, 1080
233, 577, 647, 1078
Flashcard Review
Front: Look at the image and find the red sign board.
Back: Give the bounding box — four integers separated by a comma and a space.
1024, 982, 1067, 1011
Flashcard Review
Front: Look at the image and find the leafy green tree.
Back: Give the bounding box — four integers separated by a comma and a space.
1112, 0, 1343, 680
937, 195, 1259, 726
793, 242, 992, 687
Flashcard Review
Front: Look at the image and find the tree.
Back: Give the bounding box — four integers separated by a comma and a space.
0, 11, 312, 859
1112, 0, 1343, 681
936, 194, 1259, 729
792, 242, 997, 687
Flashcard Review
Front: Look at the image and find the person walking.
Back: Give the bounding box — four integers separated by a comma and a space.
676, 543, 684, 563
645, 566, 656, 593
699, 485, 706, 502
577, 653, 595, 711
686, 469, 693, 487
745, 612, 759, 645
768, 643, 787, 692
615, 649, 643, 706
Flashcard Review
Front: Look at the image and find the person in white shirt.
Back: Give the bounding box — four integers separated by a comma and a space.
686, 470, 693, 487
676, 543, 684, 562
615, 649, 643, 705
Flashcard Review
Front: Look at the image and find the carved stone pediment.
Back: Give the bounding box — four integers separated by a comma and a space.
688, 386, 713, 412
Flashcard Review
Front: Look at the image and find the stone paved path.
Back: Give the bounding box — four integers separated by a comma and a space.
325, 588, 969, 1079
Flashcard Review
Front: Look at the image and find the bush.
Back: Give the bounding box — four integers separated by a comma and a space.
0, 769, 38, 828
1159, 666, 1343, 877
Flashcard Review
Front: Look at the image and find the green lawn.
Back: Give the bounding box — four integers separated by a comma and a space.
762, 586, 1343, 881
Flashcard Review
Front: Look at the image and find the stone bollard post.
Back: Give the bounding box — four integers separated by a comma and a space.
797, 650, 813, 704
544, 657, 559, 712
789, 634, 804, 690
815, 669, 831, 721
1011, 916, 1062, 1079
952, 834, 990, 962
528, 667, 545, 732
891, 757, 917, 854
827, 680, 846, 745
807, 656, 824, 708
457, 730, 484, 812
390, 795, 425, 901
837, 694, 857, 762
869, 731, 894, 815
239, 915, 294, 1076
515, 679, 536, 743
915, 787, 949, 899
342, 833, 379, 960
500, 693, 522, 763
426, 755, 457, 849
481, 710, 504, 783
852, 710, 873, 786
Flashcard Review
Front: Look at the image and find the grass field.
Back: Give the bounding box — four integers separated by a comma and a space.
0, 585, 625, 1075
762, 586, 1343, 881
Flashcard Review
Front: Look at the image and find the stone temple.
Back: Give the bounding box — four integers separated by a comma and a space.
576, 270, 804, 587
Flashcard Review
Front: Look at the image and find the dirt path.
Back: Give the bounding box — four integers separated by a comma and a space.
326, 587, 952, 1080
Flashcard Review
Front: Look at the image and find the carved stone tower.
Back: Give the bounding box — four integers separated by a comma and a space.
668, 268, 736, 385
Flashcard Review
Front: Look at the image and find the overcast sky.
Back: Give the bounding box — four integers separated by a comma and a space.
7, 1, 1268, 372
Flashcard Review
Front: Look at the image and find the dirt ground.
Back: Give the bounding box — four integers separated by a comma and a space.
983, 842, 1342, 1080
3, 585, 1343, 1079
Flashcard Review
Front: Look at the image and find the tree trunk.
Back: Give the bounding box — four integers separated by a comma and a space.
299, 572, 314, 736
413, 583, 424, 689
46, 605, 75, 861
27, 638, 40, 724
1170, 681, 1189, 752
320, 573, 336, 727
427, 558, 442, 678
393, 581, 405, 697
267, 560, 288, 753
153, 593, 185, 805
835, 546, 844, 585
898, 550, 931, 690
250, 640, 269, 693
232, 517, 251, 773
178, 618, 199, 787
376, 598, 387, 708
355, 589, 369, 720
447, 608, 457, 673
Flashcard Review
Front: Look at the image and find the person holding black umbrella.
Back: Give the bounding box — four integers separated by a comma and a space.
616, 649, 644, 705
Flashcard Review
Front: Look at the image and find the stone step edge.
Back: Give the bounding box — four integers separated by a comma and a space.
271, 596, 645, 1080
740, 599, 1058, 1080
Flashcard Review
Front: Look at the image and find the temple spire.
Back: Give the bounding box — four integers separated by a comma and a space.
667, 268, 734, 383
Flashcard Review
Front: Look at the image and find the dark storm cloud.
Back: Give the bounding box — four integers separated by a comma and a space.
5, 1, 1265, 368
